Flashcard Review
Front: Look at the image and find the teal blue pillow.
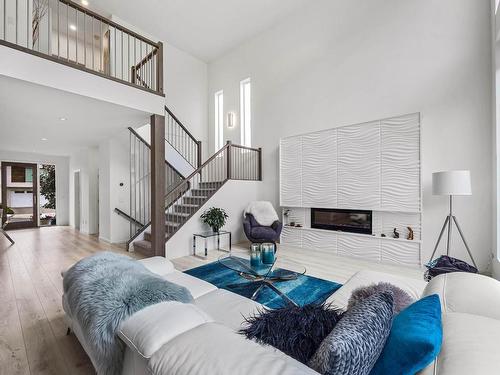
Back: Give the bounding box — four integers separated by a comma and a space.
370, 294, 442, 375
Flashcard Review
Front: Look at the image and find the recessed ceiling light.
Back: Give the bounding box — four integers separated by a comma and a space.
41, 138, 48, 141
69, 24, 77, 31
59, 117, 67, 121
81, 0, 89, 6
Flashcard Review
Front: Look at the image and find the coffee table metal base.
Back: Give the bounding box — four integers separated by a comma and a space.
227, 272, 300, 307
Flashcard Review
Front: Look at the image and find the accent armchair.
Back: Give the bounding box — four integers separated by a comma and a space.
0, 209, 14, 244
243, 201, 282, 243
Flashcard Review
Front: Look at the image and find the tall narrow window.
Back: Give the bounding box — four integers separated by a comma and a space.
214, 90, 224, 151
240, 78, 251, 147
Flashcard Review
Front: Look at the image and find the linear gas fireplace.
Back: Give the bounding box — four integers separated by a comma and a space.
311, 208, 372, 235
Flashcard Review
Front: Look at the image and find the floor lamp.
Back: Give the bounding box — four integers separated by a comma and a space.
428, 170, 477, 268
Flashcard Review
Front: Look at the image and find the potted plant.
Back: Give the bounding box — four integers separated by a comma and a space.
200, 207, 228, 233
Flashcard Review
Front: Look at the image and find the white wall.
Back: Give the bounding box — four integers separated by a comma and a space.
165, 180, 259, 259
98, 132, 131, 244
208, 0, 493, 271
0, 45, 165, 116
0, 150, 70, 225
69, 147, 99, 234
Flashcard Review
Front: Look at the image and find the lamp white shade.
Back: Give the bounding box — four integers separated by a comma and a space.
432, 170, 472, 196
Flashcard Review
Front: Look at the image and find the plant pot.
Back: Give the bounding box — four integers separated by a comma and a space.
212, 227, 220, 233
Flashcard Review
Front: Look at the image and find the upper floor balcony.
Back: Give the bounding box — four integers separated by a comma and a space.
0, 0, 164, 99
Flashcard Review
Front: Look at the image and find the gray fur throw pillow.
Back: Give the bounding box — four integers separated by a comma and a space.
308, 291, 394, 375
348, 282, 414, 314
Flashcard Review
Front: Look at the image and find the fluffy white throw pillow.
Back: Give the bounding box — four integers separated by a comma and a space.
244, 201, 279, 226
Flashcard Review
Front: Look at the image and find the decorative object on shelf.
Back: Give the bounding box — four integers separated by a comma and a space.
407, 227, 414, 241
200, 207, 228, 233
428, 170, 477, 268
393, 228, 400, 239
261, 242, 276, 265
290, 222, 296, 227
295, 224, 302, 228
380, 234, 386, 238
250, 243, 262, 267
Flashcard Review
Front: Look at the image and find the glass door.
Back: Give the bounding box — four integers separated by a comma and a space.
1, 162, 38, 229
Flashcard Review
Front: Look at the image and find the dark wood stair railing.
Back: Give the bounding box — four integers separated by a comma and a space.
131, 141, 263, 255
164, 105, 202, 169
0, 0, 164, 95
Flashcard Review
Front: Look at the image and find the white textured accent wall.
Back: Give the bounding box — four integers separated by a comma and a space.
279, 136, 302, 206
338, 121, 381, 209
381, 114, 421, 212
302, 131, 338, 208
279, 113, 422, 266
280, 113, 421, 212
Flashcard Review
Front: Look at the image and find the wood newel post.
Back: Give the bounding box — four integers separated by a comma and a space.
226, 141, 232, 180
151, 114, 166, 257
156, 42, 164, 95
197, 141, 202, 168
258, 147, 263, 181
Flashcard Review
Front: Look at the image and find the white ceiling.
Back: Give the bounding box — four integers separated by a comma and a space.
91, 0, 310, 62
0, 75, 149, 156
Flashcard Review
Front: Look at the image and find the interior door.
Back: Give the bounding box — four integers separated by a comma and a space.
1, 162, 38, 229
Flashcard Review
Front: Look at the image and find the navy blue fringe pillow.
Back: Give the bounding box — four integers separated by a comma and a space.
239, 303, 343, 364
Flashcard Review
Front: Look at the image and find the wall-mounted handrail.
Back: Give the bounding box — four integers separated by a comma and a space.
0, 0, 163, 95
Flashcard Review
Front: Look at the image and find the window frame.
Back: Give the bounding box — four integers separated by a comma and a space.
214, 90, 224, 151
240, 78, 251, 147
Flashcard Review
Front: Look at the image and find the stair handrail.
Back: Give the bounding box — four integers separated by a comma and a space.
163, 142, 230, 201
164, 105, 200, 146
127, 141, 262, 248
128, 127, 185, 179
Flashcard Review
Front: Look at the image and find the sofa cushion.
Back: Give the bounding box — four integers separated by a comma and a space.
195, 289, 262, 331
309, 292, 394, 375
418, 312, 500, 375
163, 270, 218, 299
138, 256, 175, 276
148, 322, 317, 375
370, 294, 442, 375
118, 301, 213, 359
422, 272, 500, 321
240, 302, 343, 364
326, 270, 426, 311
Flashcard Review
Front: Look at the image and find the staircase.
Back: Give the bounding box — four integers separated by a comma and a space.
123, 106, 262, 256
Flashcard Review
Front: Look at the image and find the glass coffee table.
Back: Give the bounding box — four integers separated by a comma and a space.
218, 249, 306, 306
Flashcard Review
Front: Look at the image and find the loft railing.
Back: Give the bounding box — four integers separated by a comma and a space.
165, 105, 202, 168
128, 127, 184, 242
163, 141, 262, 238
0, 0, 163, 95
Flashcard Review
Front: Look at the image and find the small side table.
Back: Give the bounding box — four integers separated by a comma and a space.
193, 230, 232, 257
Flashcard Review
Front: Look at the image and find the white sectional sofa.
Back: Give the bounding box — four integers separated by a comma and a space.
63, 257, 500, 375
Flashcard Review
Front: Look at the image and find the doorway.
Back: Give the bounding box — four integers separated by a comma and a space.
1, 162, 39, 229
74, 171, 81, 230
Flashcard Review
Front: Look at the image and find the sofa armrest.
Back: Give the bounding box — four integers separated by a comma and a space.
118, 301, 212, 359
138, 256, 175, 276
423, 272, 500, 321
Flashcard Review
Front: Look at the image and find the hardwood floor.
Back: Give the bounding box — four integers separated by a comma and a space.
0, 226, 423, 375
0, 226, 143, 375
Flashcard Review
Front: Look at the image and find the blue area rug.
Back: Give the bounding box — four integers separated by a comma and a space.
185, 260, 342, 309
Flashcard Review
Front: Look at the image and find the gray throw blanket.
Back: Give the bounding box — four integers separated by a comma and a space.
63, 252, 193, 375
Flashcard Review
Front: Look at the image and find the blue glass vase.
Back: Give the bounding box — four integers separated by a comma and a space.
250, 243, 261, 267
261, 243, 275, 265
